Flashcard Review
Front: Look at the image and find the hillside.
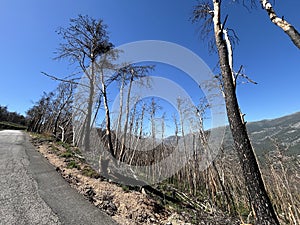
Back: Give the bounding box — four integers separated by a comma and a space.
166, 111, 300, 157
221, 111, 300, 157
247, 112, 300, 156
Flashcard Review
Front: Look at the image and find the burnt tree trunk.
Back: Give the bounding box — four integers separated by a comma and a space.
212, 1, 280, 224
120, 75, 134, 162
84, 61, 95, 152
100, 68, 115, 158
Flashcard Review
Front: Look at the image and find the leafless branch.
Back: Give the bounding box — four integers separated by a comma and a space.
234, 66, 258, 85
41, 71, 89, 88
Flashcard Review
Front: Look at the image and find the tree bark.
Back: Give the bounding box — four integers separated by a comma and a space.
260, 0, 300, 49
129, 103, 146, 165
84, 62, 95, 152
100, 68, 115, 158
120, 75, 134, 162
212, 1, 280, 224
53, 86, 73, 141
115, 77, 125, 156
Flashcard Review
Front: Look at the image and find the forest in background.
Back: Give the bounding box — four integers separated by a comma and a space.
0, 105, 27, 130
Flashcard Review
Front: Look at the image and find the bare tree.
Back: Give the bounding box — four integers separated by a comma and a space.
129, 102, 146, 166
26, 83, 74, 142
55, 15, 113, 151
52, 82, 74, 140
115, 65, 154, 161
192, 1, 280, 224
27, 91, 54, 133
96, 54, 117, 157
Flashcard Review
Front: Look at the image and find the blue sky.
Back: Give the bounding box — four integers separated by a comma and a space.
0, 0, 299, 123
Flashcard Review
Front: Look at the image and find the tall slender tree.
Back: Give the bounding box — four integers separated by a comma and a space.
114, 65, 154, 161
55, 15, 113, 151
193, 1, 280, 224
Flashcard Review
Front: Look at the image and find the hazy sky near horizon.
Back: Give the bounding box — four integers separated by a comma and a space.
0, 0, 299, 123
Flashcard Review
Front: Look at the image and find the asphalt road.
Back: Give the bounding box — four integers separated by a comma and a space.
0, 130, 118, 225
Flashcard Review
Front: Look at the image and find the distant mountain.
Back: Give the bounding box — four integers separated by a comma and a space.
223, 112, 300, 156
165, 112, 300, 157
